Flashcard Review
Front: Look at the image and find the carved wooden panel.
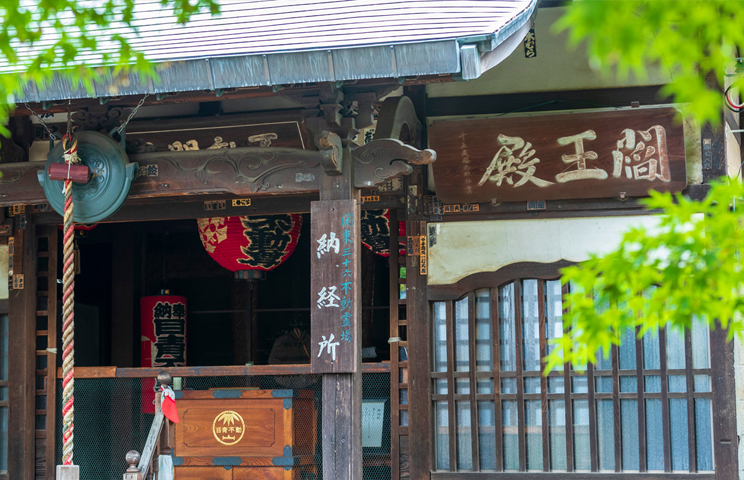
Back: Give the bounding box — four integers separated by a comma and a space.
429, 107, 687, 203
131, 147, 323, 197
0, 128, 433, 205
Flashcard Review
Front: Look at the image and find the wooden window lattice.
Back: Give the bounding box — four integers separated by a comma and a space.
430, 279, 714, 473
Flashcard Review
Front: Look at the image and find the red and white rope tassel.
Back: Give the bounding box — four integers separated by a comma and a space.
61, 133, 79, 466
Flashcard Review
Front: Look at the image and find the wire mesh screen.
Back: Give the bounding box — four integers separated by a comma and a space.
57, 372, 390, 480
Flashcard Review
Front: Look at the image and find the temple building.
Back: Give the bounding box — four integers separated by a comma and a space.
0, 1, 740, 480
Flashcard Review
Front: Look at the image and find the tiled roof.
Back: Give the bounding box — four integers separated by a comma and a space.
15, 0, 537, 102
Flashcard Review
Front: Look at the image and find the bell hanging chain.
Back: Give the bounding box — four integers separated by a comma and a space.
66, 99, 73, 138
23, 102, 58, 140
114, 94, 149, 135
60, 110, 80, 466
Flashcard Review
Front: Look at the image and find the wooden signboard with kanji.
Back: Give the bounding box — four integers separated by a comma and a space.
429, 107, 687, 203
122, 111, 309, 154
310, 199, 360, 374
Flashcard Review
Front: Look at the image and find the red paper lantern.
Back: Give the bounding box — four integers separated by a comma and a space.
140, 294, 187, 413
361, 209, 406, 257
197, 214, 302, 272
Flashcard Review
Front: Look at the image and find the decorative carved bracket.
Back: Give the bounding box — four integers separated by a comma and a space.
71, 106, 131, 131
282, 82, 398, 143
351, 138, 436, 188
316, 131, 343, 175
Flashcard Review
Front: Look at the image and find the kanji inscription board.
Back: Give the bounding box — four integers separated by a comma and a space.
429, 107, 687, 203
310, 199, 360, 373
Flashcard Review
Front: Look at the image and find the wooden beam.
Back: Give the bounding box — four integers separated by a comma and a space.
56, 363, 390, 379
425, 85, 672, 117
0, 146, 325, 206
0, 138, 425, 207
34, 194, 401, 225
8, 214, 36, 480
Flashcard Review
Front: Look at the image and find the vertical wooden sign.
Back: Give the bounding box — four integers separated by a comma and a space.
311, 199, 360, 373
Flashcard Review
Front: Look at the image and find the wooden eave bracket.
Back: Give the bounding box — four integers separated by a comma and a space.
316, 131, 343, 175
351, 138, 436, 189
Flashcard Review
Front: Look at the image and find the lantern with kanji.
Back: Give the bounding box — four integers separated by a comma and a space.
197, 214, 302, 278
141, 292, 187, 413
360, 209, 406, 257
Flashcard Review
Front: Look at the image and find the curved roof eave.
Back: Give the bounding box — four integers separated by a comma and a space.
16, 0, 538, 103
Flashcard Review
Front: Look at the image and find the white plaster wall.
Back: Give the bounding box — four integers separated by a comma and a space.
727, 129, 741, 179
0, 245, 7, 300
427, 7, 672, 98
427, 215, 665, 286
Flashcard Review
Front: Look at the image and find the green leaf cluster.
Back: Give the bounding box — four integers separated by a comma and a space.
0, 0, 220, 137
555, 1, 744, 126
547, 180, 744, 373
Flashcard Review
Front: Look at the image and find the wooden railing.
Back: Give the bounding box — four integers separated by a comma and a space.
123, 372, 174, 480
58, 362, 390, 379
115, 363, 391, 479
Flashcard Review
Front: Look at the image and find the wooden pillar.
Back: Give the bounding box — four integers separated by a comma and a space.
405, 177, 433, 480
701, 76, 739, 480
315, 146, 363, 480
711, 327, 738, 480
8, 212, 37, 480
702, 71, 727, 182
403, 85, 434, 480
231, 279, 255, 365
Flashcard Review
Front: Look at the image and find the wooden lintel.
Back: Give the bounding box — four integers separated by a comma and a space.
34, 194, 401, 224
56, 363, 391, 379
0, 147, 322, 206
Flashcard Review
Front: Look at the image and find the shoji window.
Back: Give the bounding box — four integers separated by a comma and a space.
431, 279, 714, 473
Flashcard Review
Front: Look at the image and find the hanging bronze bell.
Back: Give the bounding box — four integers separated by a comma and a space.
38, 131, 138, 223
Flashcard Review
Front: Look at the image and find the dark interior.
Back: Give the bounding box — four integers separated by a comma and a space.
63, 214, 392, 368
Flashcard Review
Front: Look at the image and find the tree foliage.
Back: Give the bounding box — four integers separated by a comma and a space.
546, 180, 744, 372
555, 1, 744, 127
0, 0, 220, 136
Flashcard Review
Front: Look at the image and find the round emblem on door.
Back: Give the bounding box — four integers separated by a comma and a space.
212, 411, 246, 446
